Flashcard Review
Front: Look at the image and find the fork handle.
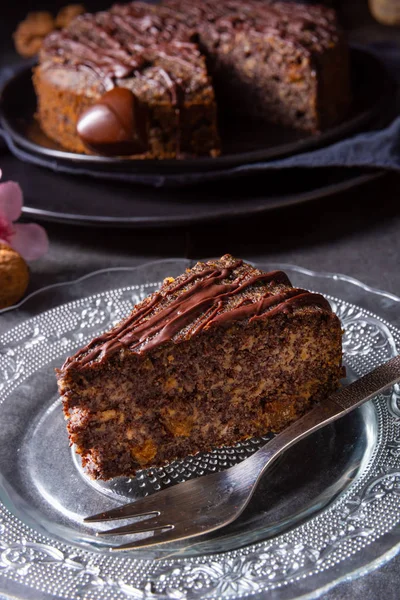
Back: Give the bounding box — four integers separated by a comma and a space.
236, 354, 400, 491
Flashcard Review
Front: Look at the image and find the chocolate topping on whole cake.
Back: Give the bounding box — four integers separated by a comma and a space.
42, 1, 341, 80
40, 6, 206, 95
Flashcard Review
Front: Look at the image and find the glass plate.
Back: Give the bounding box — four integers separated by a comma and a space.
0, 260, 399, 600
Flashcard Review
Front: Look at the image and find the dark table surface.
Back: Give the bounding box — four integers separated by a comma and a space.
1, 1, 400, 599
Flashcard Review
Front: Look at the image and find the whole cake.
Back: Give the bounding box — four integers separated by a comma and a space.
57, 255, 344, 480
33, 0, 351, 159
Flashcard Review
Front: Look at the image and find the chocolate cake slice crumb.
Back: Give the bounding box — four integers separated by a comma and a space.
57, 255, 343, 480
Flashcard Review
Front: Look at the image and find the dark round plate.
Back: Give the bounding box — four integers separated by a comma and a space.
0, 47, 394, 183
0, 148, 382, 228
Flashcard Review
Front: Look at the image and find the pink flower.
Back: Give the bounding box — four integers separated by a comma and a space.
0, 178, 48, 261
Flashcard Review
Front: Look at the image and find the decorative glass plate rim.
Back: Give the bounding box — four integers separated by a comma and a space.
0, 259, 399, 600
1, 260, 400, 317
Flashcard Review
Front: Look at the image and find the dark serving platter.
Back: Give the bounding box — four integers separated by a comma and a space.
0, 148, 382, 228
0, 46, 394, 184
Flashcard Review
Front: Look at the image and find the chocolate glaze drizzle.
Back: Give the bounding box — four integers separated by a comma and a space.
62, 258, 332, 372
41, 0, 338, 88
41, 5, 204, 93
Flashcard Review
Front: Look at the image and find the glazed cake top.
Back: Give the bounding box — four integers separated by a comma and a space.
164, 0, 341, 52
39, 2, 211, 101
59, 254, 334, 373
39, 0, 341, 97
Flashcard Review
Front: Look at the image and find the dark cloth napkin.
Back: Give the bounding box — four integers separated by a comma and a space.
1, 42, 400, 187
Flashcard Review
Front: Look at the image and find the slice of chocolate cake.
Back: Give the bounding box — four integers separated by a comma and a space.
57, 255, 343, 480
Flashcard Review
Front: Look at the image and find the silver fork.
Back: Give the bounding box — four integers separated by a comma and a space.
84, 354, 400, 551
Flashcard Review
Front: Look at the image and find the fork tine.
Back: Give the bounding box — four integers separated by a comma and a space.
83, 484, 179, 523
84, 501, 160, 523
111, 525, 179, 551
97, 517, 172, 537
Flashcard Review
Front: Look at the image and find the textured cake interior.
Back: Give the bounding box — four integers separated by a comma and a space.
166, 0, 351, 131
58, 256, 343, 480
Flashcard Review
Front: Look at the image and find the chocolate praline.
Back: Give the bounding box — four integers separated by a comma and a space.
76, 87, 148, 156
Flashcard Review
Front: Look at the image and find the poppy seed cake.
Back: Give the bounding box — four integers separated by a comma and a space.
57, 255, 343, 480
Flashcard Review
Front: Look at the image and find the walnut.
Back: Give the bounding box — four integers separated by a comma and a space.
55, 4, 86, 29
0, 244, 29, 309
13, 11, 55, 58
